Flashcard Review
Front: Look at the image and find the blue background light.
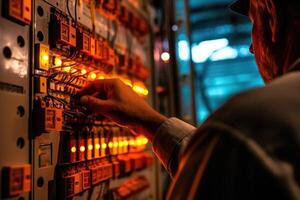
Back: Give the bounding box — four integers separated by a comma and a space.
174, 0, 264, 124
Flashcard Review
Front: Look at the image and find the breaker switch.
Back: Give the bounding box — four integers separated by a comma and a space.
89, 163, 99, 185
86, 131, 94, 160
82, 168, 91, 190
35, 77, 47, 94
3, 0, 32, 25
77, 28, 92, 55
112, 161, 120, 178
93, 129, 100, 158
60, 131, 77, 163
94, 39, 102, 60
118, 155, 132, 176
33, 100, 63, 135
49, 10, 77, 52
77, 131, 86, 161
2, 164, 31, 198
90, 37, 96, 57
22, 0, 31, 23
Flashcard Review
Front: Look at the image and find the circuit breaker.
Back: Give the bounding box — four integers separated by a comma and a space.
0, 0, 158, 199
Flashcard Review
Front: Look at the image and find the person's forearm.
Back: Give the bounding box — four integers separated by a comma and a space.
152, 118, 196, 177
78, 79, 196, 176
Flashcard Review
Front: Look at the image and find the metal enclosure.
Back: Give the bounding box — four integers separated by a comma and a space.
0, 0, 160, 199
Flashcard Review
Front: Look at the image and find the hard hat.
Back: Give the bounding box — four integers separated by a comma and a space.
229, 0, 249, 16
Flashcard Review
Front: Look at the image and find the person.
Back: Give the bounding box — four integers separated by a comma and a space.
79, 0, 300, 199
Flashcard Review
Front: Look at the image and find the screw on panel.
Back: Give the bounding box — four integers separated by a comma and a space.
16, 137, 25, 149
37, 6, 44, 17
3, 46, 12, 59
17, 36, 25, 47
17, 105, 25, 117
37, 31, 44, 42
37, 177, 44, 187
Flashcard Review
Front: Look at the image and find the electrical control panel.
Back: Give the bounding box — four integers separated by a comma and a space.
0, 0, 159, 199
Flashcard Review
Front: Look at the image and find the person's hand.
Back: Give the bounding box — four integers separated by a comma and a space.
78, 79, 167, 142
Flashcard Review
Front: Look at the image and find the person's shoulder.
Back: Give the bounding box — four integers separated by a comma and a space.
208, 72, 300, 132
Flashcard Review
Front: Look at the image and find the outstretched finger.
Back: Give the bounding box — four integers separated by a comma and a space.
78, 79, 116, 96
80, 95, 114, 115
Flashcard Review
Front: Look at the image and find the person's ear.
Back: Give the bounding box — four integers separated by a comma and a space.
265, 0, 281, 43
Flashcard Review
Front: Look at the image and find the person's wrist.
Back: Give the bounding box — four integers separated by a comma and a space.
140, 112, 167, 143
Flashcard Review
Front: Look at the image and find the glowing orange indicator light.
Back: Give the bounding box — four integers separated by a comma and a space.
71, 68, 77, 73
95, 144, 100, 150
54, 58, 62, 66
80, 146, 85, 152
42, 54, 49, 62
71, 146, 77, 153
143, 89, 149, 96
88, 144, 93, 151
142, 138, 148, 145
81, 69, 87, 75
119, 141, 124, 147
89, 73, 97, 80
63, 66, 71, 72
98, 75, 105, 80
102, 143, 107, 149
129, 140, 135, 146
136, 139, 142, 146
108, 142, 113, 148
113, 142, 118, 148
124, 140, 129, 146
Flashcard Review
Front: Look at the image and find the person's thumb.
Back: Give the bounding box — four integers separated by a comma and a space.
80, 95, 114, 114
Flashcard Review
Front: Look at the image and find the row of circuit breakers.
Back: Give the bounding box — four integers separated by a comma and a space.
1, 0, 157, 199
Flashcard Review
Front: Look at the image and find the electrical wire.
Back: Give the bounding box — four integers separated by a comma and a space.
106, 17, 111, 42
67, 0, 75, 22
90, 0, 96, 34
110, 21, 118, 47
125, 28, 133, 58
75, 0, 78, 27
